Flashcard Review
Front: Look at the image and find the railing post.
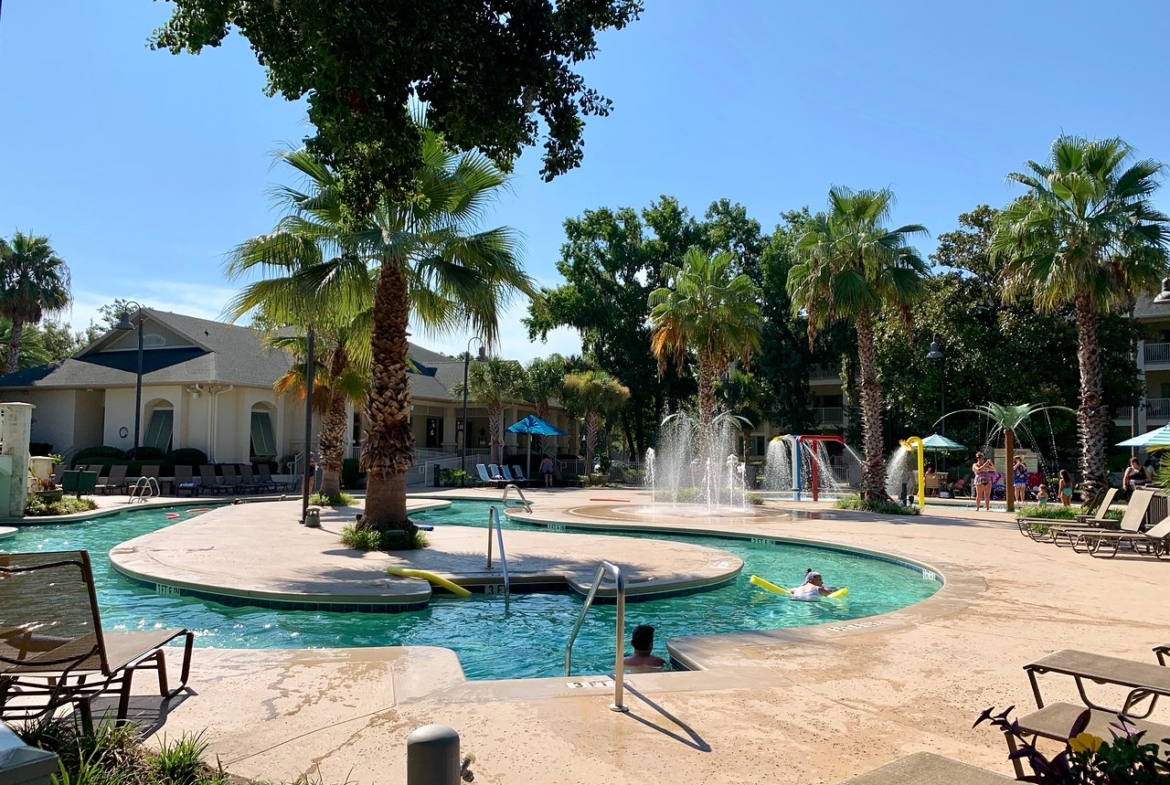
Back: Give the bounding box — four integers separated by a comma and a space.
406, 725, 461, 785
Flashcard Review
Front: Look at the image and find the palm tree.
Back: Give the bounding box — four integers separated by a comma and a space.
992, 136, 1170, 490
648, 246, 761, 459
456, 356, 527, 466
787, 187, 928, 503
561, 369, 629, 474
225, 149, 374, 499
354, 121, 533, 533
521, 354, 567, 459
941, 402, 1074, 512
0, 233, 72, 373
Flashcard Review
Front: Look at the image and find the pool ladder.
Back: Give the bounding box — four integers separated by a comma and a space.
127, 476, 160, 504
485, 506, 511, 598
564, 560, 628, 712
501, 483, 532, 512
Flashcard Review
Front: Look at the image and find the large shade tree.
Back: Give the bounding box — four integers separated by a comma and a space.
788, 188, 928, 504
992, 136, 1170, 490
151, 0, 642, 215
0, 233, 72, 374
648, 246, 762, 459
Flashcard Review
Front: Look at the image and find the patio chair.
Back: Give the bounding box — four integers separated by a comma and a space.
476, 464, 505, 488
239, 464, 273, 493
198, 465, 231, 495
94, 464, 129, 495
512, 465, 532, 484
258, 463, 295, 492
1046, 489, 1154, 547
0, 550, 193, 732
173, 465, 199, 497
1070, 515, 1170, 558
220, 464, 245, 493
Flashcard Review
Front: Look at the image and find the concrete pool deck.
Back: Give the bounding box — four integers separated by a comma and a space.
41, 488, 1170, 783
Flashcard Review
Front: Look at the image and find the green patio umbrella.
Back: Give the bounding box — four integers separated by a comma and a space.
1116, 424, 1170, 448
921, 433, 966, 451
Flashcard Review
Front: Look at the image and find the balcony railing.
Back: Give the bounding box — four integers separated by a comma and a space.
808, 363, 842, 381
1148, 398, 1170, 419
1145, 342, 1170, 365
813, 407, 844, 425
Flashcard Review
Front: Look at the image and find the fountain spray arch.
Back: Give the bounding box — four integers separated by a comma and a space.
796, 434, 847, 502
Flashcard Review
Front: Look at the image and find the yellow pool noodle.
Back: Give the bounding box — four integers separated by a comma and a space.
827, 588, 849, 599
387, 566, 472, 598
749, 575, 790, 594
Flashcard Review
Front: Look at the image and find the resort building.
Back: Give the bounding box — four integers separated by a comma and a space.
0, 309, 573, 482
1123, 280, 1170, 444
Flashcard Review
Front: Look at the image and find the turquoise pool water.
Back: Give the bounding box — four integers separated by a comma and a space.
4, 502, 940, 680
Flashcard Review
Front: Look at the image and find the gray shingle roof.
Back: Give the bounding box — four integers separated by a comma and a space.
1134, 287, 1170, 321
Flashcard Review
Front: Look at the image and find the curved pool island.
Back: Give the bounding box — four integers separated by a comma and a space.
109, 499, 744, 611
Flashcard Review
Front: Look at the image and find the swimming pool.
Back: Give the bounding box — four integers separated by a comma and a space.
4, 502, 940, 680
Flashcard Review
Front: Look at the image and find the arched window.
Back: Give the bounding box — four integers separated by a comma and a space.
250, 403, 277, 461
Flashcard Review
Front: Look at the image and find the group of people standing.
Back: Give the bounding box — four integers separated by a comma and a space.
969, 452, 1158, 512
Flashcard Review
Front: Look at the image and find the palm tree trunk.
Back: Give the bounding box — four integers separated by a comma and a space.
854, 312, 888, 503
359, 261, 413, 533
584, 410, 599, 474
1004, 428, 1015, 514
488, 403, 503, 465
317, 348, 349, 499
6, 319, 24, 374
1074, 294, 1107, 491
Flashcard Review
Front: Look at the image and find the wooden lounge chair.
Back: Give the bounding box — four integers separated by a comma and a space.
839, 752, 1013, 784
0, 550, 193, 731
94, 464, 129, 495
1071, 516, 1170, 558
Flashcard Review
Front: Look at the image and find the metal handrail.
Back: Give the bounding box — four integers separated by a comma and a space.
484, 506, 510, 597
127, 476, 160, 503
501, 483, 532, 513
564, 560, 627, 712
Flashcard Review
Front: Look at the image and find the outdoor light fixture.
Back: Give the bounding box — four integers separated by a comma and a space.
461, 336, 483, 483
114, 303, 145, 455
926, 338, 945, 437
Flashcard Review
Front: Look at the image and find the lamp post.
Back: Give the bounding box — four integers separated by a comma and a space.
114, 303, 145, 456
460, 336, 482, 485
301, 326, 316, 523
926, 339, 945, 436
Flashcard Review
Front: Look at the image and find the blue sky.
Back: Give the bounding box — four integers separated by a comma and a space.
4, 0, 1170, 361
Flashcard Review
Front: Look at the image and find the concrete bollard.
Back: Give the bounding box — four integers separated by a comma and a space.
406, 725, 461, 785
304, 506, 321, 528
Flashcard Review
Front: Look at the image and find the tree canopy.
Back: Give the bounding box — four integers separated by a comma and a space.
151, 0, 642, 215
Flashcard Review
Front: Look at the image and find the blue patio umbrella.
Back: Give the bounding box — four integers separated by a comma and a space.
506, 415, 569, 473
1117, 424, 1170, 448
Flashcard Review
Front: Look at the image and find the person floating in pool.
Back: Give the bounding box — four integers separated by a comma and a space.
790, 569, 836, 600
623, 624, 665, 670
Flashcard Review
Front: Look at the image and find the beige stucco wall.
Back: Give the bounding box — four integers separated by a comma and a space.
72, 390, 104, 454
12, 390, 75, 455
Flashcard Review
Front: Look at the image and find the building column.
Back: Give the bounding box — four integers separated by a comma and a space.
442, 407, 458, 451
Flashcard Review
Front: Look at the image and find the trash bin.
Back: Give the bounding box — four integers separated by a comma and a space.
304, 506, 321, 528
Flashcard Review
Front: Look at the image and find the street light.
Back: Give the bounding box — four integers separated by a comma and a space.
114, 303, 145, 456
461, 336, 482, 484
926, 337, 945, 433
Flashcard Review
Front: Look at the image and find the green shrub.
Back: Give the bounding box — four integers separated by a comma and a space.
310, 491, 357, 506
341, 523, 429, 551
72, 445, 124, 467
342, 458, 365, 489
653, 487, 700, 503
166, 448, 209, 467
746, 493, 765, 506
126, 445, 165, 461
834, 494, 920, 515
438, 468, 468, 487
1015, 505, 1079, 520
25, 495, 99, 516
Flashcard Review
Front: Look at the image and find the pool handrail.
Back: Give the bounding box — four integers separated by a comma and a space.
127, 476, 160, 504
501, 483, 532, 513
564, 560, 628, 712
485, 506, 510, 598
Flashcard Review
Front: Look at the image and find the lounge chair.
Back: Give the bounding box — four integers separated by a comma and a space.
1156, 645, 1169, 666
1074, 487, 1119, 523
51, 464, 65, 484
140, 464, 161, 479
500, 465, 526, 486
840, 752, 1013, 784
173, 465, 199, 497
258, 463, 295, 491
220, 464, 245, 493
94, 464, 129, 495
1070, 516, 1170, 558
1047, 489, 1155, 547
198, 465, 231, 495
1015, 486, 1120, 538
239, 464, 273, 493
512, 465, 532, 485
476, 464, 505, 488
0, 550, 193, 731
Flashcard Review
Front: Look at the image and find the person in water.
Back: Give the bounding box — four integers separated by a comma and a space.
790, 569, 836, 599
623, 624, 665, 670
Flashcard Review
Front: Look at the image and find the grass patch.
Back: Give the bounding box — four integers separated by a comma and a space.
15, 718, 228, 785
24, 495, 99, 516
309, 491, 357, 507
340, 524, 429, 551
834, 494, 920, 515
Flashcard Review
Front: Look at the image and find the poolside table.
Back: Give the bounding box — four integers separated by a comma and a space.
1024, 649, 1170, 718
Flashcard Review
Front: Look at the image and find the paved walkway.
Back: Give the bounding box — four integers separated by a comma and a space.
35, 489, 1170, 784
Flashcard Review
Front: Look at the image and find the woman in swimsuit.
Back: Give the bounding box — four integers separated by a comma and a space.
972, 452, 995, 512
789, 569, 836, 600
1057, 469, 1074, 508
